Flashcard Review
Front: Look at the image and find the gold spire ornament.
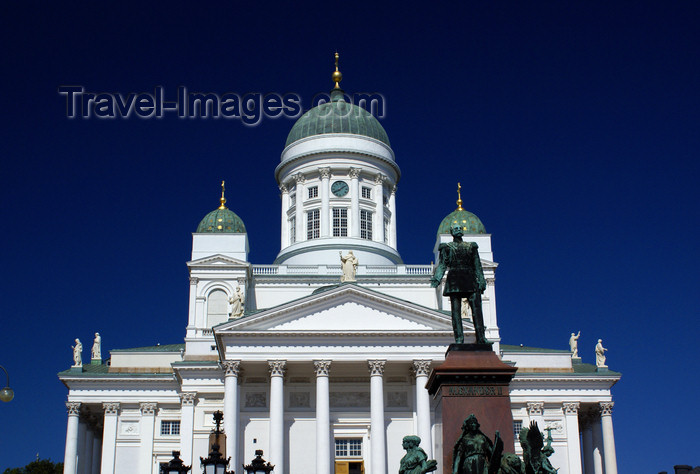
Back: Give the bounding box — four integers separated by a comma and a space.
456, 182, 464, 210
332, 52, 343, 89
219, 180, 227, 209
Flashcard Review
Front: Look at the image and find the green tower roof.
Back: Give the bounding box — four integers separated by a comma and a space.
437, 184, 486, 235
437, 209, 486, 235
196, 181, 246, 233
285, 89, 390, 148
197, 208, 246, 233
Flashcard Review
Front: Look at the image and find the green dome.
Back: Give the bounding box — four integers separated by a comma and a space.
285, 90, 390, 148
437, 209, 486, 235
197, 208, 246, 233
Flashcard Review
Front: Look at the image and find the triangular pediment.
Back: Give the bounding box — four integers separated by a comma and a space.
215, 284, 459, 335
187, 254, 250, 267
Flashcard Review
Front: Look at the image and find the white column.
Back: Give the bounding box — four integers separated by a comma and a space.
314, 360, 332, 474
269, 360, 287, 474
320, 168, 331, 237
591, 413, 604, 474
179, 393, 196, 467
63, 402, 81, 474
600, 402, 617, 474
412, 360, 432, 458
280, 184, 289, 247
563, 402, 582, 474
369, 360, 387, 474
223, 361, 241, 471
373, 175, 385, 243
100, 402, 120, 474
140, 402, 157, 474
526, 402, 545, 428
82, 428, 94, 474
76, 419, 87, 474
294, 174, 305, 243
91, 436, 101, 474
187, 276, 198, 334
350, 168, 361, 237
389, 186, 397, 248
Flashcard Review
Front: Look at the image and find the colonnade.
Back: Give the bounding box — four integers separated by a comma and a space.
63, 401, 102, 474
525, 400, 617, 474
279, 168, 398, 248
218, 359, 433, 474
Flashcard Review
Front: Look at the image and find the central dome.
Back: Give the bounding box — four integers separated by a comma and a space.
285, 90, 390, 148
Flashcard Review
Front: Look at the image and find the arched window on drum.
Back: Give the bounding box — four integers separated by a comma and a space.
207, 289, 228, 328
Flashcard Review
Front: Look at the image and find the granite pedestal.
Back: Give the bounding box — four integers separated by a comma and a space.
426, 344, 517, 472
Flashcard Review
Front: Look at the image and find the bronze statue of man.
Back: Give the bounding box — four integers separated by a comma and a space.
431, 224, 488, 344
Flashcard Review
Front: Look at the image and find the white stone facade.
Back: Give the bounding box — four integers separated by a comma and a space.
59, 97, 620, 474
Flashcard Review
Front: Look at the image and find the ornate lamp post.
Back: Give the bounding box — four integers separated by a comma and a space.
161, 451, 191, 474
200, 410, 233, 474
243, 450, 274, 474
0, 366, 14, 402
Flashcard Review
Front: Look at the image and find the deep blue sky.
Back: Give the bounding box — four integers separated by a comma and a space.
1, 1, 698, 472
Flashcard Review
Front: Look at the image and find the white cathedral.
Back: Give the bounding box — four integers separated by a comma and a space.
59, 62, 620, 474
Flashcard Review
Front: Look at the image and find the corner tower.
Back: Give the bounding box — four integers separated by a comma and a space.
274, 54, 401, 265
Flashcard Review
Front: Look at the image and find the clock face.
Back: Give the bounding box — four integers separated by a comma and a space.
331, 180, 349, 197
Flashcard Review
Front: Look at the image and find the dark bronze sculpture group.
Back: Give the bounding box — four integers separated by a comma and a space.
399, 415, 557, 474
431, 224, 488, 344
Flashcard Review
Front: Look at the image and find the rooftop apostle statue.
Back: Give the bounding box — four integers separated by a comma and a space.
71, 339, 83, 367
431, 224, 487, 344
340, 251, 358, 282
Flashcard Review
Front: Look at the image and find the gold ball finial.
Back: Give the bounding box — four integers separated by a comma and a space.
456, 182, 463, 211
332, 52, 342, 89
219, 180, 227, 209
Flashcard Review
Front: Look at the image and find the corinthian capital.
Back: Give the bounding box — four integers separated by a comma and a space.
599, 401, 614, 416
349, 168, 361, 179
412, 360, 432, 377
221, 360, 241, 377
368, 360, 386, 376
140, 402, 157, 416
314, 360, 331, 376
319, 167, 331, 179
279, 184, 288, 193
374, 174, 386, 184
268, 360, 287, 377
179, 392, 196, 406
563, 402, 580, 415
527, 402, 544, 416
66, 401, 82, 416
103, 402, 120, 415
294, 173, 306, 184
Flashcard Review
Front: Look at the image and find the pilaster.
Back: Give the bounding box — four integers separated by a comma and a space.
100, 402, 120, 474
563, 402, 582, 474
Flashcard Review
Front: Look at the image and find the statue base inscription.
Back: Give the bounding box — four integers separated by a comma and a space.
426, 344, 517, 471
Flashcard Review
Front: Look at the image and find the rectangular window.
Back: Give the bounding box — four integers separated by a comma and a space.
307, 209, 320, 239
361, 187, 371, 199
333, 208, 348, 237
290, 193, 296, 207
513, 420, 522, 439
308, 186, 319, 199
335, 439, 362, 458
161, 421, 180, 436
360, 210, 373, 240
289, 217, 296, 244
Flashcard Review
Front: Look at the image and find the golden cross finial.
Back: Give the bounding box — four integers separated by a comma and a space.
332, 52, 343, 89
456, 183, 463, 210
219, 180, 227, 209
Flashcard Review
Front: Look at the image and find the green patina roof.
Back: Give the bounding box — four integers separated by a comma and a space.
112, 343, 185, 352
437, 209, 486, 236
196, 208, 246, 233
285, 90, 390, 148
